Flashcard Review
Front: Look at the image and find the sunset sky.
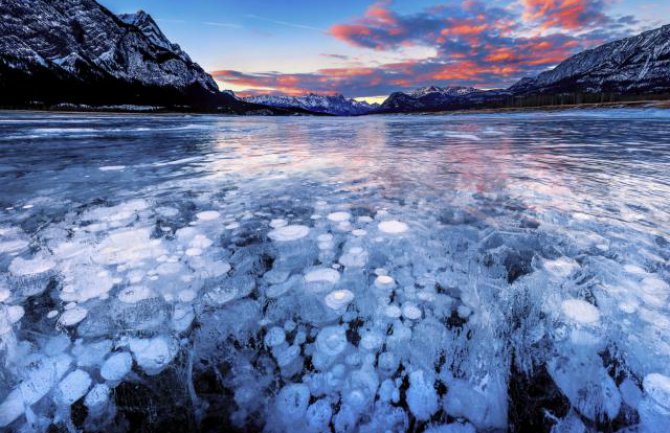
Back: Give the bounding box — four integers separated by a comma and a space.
102, 0, 667, 102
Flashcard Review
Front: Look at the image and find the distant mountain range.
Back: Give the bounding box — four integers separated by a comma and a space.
243, 94, 378, 116
376, 25, 670, 113
0, 0, 305, 114
0, 0, 668, 114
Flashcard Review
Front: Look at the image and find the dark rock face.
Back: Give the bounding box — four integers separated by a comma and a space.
0, 0, 291, 113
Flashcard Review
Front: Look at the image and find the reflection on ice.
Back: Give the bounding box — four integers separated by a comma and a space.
1, 110, 670, 432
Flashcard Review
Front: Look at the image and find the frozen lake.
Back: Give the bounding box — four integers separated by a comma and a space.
1, 110, 669, 432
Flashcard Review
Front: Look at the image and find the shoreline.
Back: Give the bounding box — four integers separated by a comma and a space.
1, 99, 670, 117
371, 99, 670, 116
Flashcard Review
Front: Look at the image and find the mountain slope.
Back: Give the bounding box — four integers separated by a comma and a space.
510, 24, 670, 95
378, 86, 511, 113
378, 25, 670, 113
0, 0, 294, 113
244, 93, 377, 115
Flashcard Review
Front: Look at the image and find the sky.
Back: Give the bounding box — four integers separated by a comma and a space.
101, 0, 668, 102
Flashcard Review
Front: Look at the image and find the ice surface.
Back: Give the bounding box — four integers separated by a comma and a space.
1, 112, 670, 432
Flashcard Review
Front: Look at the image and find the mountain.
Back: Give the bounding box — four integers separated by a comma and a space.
0, 0, 299, 113
378, 24, 670, 113
244, 93, 378, 115
378, 86, 511, 113
510, 24, 670, 96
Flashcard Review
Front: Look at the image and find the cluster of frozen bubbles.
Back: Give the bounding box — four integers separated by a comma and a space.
1, 192, 670, 433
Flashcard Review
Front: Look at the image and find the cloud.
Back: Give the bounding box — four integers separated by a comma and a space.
320, 53, 350, 60
246, 14, 322, 31
203, 21, 243, 29
520, 0, 608, 30
219, 0, 640, 97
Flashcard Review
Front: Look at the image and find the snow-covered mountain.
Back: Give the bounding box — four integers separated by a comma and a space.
0, 0, 292, 113
379, 86, 510, 112
379, 25, 670, 113
510, 24, 670, 95
244, 93, 378, 115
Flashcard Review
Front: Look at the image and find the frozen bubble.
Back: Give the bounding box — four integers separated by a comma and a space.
268, 225, 310, 242
172, 304, 195, 333
424, 423, 476, 433
85, 384, 110, 411
339, 248, 368, 268
306, 399, 332, 432
204, 284, 239, 306
643, 373, 670, 410
99, 165, 125, 171
543, 257, 579, 277
316, 326, 347, 357
375, 275, 396, 289
190, 234, 213, 249
0, 239, 28, 254
196, 210, 220, 221
0, 389, 24, 427
155, 206, 179, 217
385, 305, 402, 319
0, 287, 10, 303
265, 326, 287, 347
128, 336, 178, 376
457, 305, 472, 319
407, 370, 439, 421
561, 299, 600, 324
352, 229, 367, 237
7, 305, 24, 324
61, 267, 115, 302
358, 216, 373, 223
360, 331, 384, 351
47, 310, 58, 319
402, 303, 422, 320
327, 212, 351, 222
641, 276, 670, 296
325, 290, 355, 310
624, 264, 647, 275
178, 289, 197, 303
57, 369, 92, 404
337, 222, 352, 231
225, 222, 240, 230
378, 220, 408, 235
58, 306, 88, 327
270, 218, 288, 228
118, 286, 156, 304
305, 268, 340, 284
317, 233, 333, 243
100, 352, 133, 382
9, 255, 55, 276
95, 228, 165, 265
276, 383, 310, 422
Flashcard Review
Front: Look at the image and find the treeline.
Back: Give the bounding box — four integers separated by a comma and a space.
495, 92, 670, 109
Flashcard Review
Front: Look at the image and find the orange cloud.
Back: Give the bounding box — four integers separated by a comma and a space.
521, 0, 607, 29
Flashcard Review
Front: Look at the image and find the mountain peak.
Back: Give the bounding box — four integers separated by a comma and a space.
243, 93, 377, 115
